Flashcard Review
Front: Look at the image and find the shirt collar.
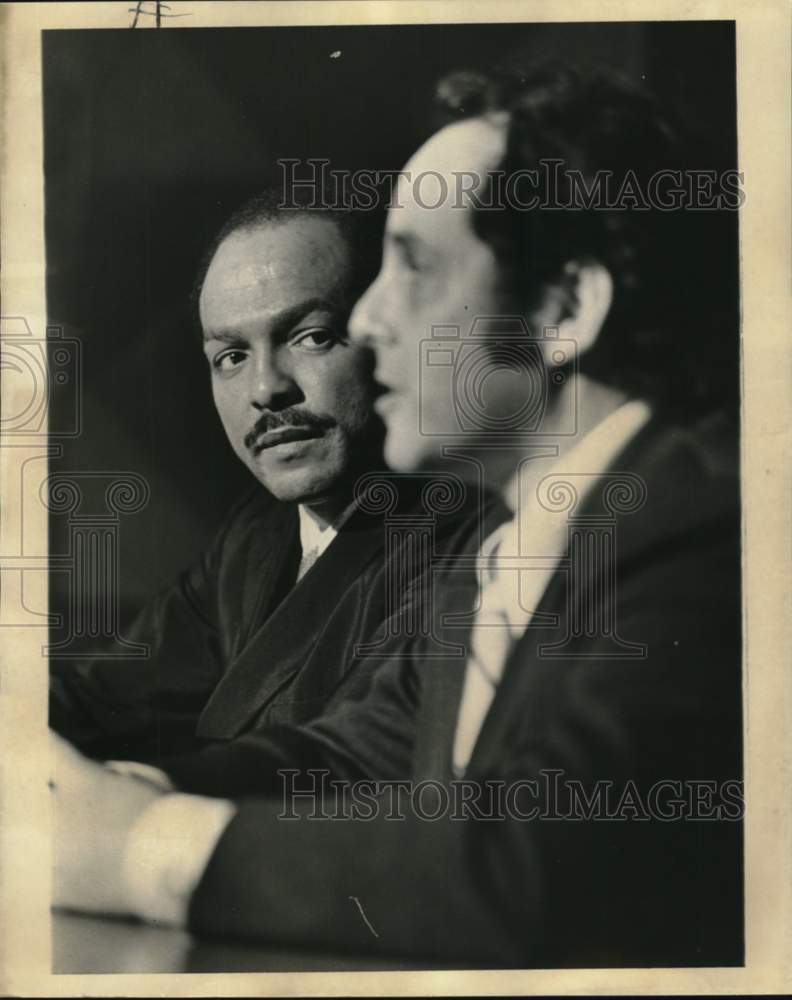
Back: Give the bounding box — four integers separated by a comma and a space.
502, 398, 653, 517
297, 496, 358, 561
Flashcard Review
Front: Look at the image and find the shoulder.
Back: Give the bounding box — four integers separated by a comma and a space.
608, 409, 739, 558
351, 470, 504, 551
638, 410, 738, 489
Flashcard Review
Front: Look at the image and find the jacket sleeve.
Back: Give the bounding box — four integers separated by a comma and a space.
185, 523, 742, 968
160, 631, 423, 796
48, 501, 242, 762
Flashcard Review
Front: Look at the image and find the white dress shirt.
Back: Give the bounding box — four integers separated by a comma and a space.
451, 399, 652, 776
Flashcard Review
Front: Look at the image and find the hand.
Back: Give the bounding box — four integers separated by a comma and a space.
50, 732, 164, 917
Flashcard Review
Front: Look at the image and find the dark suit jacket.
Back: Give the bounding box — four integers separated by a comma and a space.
50, 476, 491, 766
162, 413, 743, 968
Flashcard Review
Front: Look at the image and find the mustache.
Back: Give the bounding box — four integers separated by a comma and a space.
243, 408, 336, 451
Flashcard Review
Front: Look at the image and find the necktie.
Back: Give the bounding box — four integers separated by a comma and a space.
452, 500, 570, 776
451, 527, 514, 775
297, 543, 321, 580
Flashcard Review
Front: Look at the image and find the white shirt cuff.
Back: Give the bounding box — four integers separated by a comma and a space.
121, 793, 236, 927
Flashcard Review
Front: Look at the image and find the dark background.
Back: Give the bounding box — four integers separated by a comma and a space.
43, 21, 738, 627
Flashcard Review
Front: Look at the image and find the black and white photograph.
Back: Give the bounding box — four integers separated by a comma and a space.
0, 1, 789, 994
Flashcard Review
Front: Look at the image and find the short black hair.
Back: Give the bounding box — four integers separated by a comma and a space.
434, 61, 739, 417
191, 186, 382, 334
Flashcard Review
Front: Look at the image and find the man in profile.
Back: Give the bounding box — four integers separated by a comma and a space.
50, 189, 482, 764
52, 64, 742, 967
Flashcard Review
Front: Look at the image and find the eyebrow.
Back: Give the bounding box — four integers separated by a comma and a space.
202, 296, 343, 343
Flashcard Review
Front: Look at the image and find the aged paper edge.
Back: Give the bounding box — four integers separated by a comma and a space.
0, 1, 789, 995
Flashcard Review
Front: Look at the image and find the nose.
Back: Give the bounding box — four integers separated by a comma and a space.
248, 344, 301, 412
349, 275, 393, 349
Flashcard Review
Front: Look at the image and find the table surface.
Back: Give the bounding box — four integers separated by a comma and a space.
52, 910, 445, 974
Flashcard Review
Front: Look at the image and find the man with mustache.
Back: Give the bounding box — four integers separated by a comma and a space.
51, 189, 483, 765
52, 64, 741, 968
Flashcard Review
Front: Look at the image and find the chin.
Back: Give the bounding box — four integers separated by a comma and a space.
253, 463, 342, 504
384, 433, 429, 474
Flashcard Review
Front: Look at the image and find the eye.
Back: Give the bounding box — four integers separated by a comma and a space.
291, 328, 344, 352
212, 349, 248, 373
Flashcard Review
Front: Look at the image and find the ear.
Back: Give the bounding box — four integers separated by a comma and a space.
533, 261, 613, 367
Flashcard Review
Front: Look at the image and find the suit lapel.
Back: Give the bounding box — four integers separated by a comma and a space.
411, 496, 512, 782
197, 506, 388, 739
236, 503, 300, 653
412, 572, 480, 782
466, 573, 566, 780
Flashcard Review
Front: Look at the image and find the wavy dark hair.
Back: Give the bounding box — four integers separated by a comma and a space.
433, 61, 739, 417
